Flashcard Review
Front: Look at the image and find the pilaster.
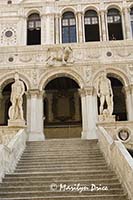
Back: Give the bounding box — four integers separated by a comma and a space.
79, 87, 98, 140
124, 85, 133, 121
76, 11, 84, 43
26, 89, 45, 141
122, 6, 132, 40
99, 10, 107, 41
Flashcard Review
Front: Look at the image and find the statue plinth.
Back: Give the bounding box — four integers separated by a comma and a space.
98, 115, 115, 122
8, 119, 26, 127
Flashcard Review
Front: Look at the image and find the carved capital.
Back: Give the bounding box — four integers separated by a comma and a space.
124, 85, 133, 95
99, 9, 107, 15
26, 89, 45, 99
78, 87, 94, 97
76, 11, 83, 17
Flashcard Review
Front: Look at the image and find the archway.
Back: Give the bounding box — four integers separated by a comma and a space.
0, 80, 27, 126
43, 77, 82, 139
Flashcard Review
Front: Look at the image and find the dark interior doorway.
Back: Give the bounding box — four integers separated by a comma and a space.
44, 77, 82, 138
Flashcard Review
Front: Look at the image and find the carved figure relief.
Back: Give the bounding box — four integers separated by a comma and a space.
46, 46, 73, 66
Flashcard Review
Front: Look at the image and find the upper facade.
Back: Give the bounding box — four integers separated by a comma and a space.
0, 0, 133, 46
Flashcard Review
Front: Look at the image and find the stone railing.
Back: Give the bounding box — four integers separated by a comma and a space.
0, 127, 20, 145
97, 121, 133, 149
0, 129, 27, 182
97, 126, 133, 200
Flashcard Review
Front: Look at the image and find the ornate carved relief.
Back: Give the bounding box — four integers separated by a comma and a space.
127, 64, 133, 83
1, 24, 17, 46
46, 46, 74, 67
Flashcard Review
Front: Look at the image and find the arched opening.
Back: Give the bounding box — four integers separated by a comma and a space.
97, 75, 127, 121
0, 80, 27, 126
43, 77, 82, 139
107, 8, 123, 40
84, 10, 100, 42
130, 7, 133, 38
62, 11, 77, 43
27, 13, 41, 45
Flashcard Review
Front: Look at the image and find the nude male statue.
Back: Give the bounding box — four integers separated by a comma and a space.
97, 72, 113, 115
9, 73, 25, 120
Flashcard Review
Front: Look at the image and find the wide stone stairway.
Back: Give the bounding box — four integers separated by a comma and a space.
0, 139, 128, 200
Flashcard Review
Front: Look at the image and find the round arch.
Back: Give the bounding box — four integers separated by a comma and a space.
0, 72, 31, 91
92, 68, 129, 88
83, 6, 99, 15
26, 9, 41, 18
105, 4, 122, 12
60, 7, 77, 16
38, 69, 85, 90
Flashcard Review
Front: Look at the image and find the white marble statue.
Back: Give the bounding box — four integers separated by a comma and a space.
97, 72, 113, 115
9, 73, 25, 120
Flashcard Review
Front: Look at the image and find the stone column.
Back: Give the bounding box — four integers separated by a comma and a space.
124, 86, 133, 121
74, 91, 80, 121
100, 10, 107, 41
79, 87, 98, 139
41, 14, 46, 44
47, 93, 54, 122
122, 6, 132, 40
76, 11, 83, 43
18, 15, 27, 45
45, 11, 55, 44
121, 10, 127, 40
98, 13, 102, 41
0, 88, 3, 123
26, 89, 45, 141
55, 13, 60, 44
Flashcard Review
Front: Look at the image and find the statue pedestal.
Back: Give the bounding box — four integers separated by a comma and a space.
8, 119, 26, 127
98, 115, 115, 122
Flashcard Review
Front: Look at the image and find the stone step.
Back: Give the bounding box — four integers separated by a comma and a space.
26, 139, 98, 144
0, 178, 120, 186
5, 170, 115, 176
16, 163, 107, 169
0, 194, 128, 200
0, 183, 123, 192
0, 139, 128, 200
4, 172, 116, 181
22, 150, 101, 154
17, 160, 106, 166
14, 166, 110, 173
20, 155, 103, 160
19, 157, 104, 163
18, 158, 105, 164
0, 189, 125, 198
16, 162, 107, 168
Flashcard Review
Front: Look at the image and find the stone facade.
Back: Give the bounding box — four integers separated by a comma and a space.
0, 0, 133, 142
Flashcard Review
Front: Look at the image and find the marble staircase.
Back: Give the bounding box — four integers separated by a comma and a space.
0, 139, 128, 200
